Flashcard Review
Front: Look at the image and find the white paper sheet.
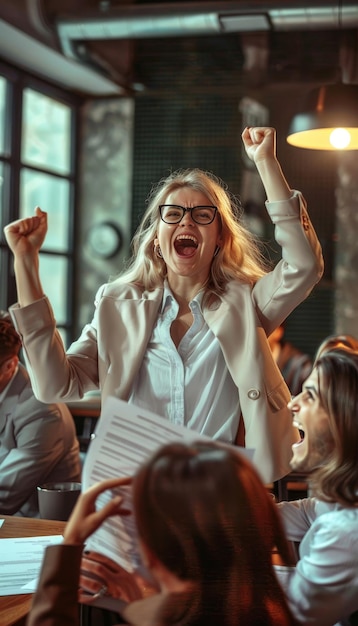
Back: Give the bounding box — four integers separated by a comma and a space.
82, 396, 254, 574
0, 535, 63, 595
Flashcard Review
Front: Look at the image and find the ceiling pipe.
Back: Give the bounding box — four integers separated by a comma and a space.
56, 1, 358, 60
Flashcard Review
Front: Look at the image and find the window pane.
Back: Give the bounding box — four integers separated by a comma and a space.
20, 168, 71, 252
0, 76, 6, 155
22, 89, 71, 175
39, 253, 69, 325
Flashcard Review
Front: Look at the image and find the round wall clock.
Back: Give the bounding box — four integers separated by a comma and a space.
87, 221, 122, 259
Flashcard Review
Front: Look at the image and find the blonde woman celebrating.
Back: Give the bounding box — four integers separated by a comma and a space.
4, 127, 323, 483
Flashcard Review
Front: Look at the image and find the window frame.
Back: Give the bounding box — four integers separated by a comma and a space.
0, 60, 82, 345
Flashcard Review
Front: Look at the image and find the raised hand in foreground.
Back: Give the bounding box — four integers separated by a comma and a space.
63, 476, 132, 546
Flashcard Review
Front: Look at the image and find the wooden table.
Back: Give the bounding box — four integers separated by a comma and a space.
67, 396, 101, 419
0, 513, 290, 626
0, 515, 66, 626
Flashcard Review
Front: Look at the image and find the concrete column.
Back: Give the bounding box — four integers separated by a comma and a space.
335, 151, 358, 336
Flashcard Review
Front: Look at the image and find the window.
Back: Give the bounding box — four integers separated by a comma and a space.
0, 76, 6, 154
0, 66, 80, 347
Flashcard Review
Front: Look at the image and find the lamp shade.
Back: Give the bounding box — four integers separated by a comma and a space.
287, 83, 358, 150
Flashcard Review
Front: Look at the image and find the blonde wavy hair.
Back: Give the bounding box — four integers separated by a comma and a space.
114, 168, 270, 296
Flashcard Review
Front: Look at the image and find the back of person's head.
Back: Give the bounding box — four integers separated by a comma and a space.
312, 347, 358, 506
0, 311, 22, 363
315, 334, 358, 361
133, 441, 296, 625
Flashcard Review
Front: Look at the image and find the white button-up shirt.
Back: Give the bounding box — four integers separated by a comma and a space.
129, 284, 241, 443
277, 497, 358, 625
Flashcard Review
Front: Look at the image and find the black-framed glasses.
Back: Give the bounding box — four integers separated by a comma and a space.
159, 204, 218, 225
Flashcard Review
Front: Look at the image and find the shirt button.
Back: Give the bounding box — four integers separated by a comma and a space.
248, 388, 260, 400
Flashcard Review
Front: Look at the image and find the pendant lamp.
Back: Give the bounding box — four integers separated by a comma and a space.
286, 82, 358, 150
287, 0, 358, 151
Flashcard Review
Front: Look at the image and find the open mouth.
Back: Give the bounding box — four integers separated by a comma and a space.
174, 234, 198, 257
293, 421, 305, 446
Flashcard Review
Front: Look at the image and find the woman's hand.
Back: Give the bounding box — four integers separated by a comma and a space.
63, 476, 132, 546
73, 477, 159, 604
242, 126, 291, 202
241, 126, 276, 164
3, 207, 48, 258
79, 550, 158, 604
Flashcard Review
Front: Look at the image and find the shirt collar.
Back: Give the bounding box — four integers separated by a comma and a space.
162, 280, 205, 313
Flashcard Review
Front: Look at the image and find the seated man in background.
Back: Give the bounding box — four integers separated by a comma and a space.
277, 347, 358, 625
0, 311, 81, 517
268, 323, 312, 397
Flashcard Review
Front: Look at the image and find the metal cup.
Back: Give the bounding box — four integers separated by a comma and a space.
37, 482, 82, 521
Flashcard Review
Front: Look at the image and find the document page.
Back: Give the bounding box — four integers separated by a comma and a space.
0, 535, 63, 595
82, 396, 253, 574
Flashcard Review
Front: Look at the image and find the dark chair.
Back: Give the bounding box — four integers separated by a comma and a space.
80, 605, 126, 626
274, 471, 309, 501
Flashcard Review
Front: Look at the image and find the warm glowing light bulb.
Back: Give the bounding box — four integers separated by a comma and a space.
329, 128, 351, 149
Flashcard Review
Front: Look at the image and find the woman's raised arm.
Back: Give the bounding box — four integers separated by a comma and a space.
3, 206, 47, 306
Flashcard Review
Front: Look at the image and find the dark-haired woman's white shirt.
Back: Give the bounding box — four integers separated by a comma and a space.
277, 497, 358, 625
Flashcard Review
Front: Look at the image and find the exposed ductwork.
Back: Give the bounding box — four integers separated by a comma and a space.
1, 1, 357, 95
56, 1, 358, 61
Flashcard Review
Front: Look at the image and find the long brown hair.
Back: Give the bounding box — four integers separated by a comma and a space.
133, 441, 297, 625
310, 348, 358, 506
